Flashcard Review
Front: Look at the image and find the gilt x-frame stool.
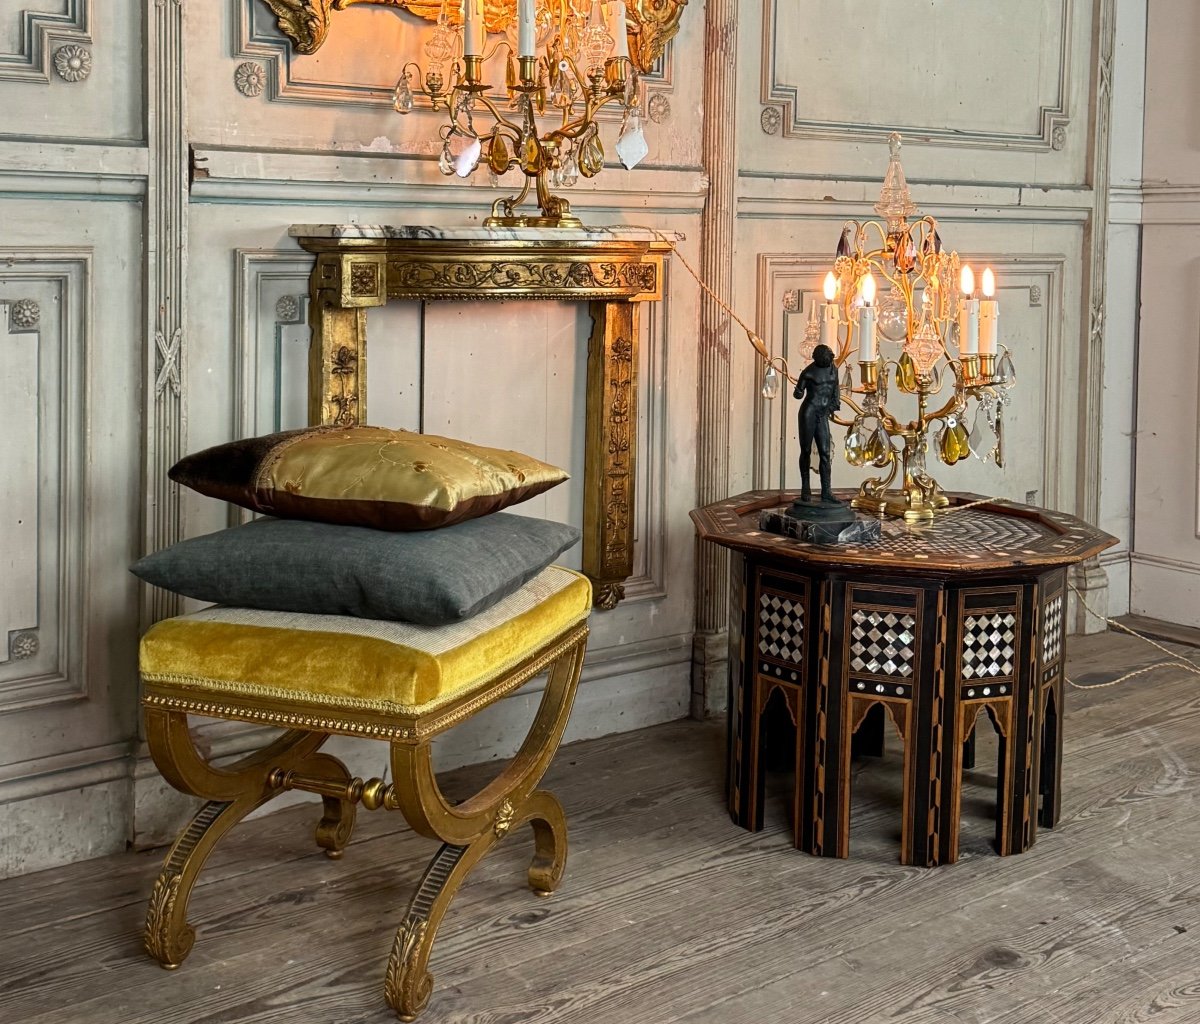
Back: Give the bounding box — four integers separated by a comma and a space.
139, 568, 590, 1021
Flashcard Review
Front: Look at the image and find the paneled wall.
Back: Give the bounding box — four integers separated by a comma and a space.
0, 0, 144, 874
1133, 0, 1200, 624
0, 0, 1152, 877
690, 0, 1140, 712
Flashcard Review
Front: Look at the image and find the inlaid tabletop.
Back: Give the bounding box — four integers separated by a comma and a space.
691, 491, 1116, 574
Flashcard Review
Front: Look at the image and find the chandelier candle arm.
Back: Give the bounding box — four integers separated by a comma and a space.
858, 273, 877, 363
821, 272, 839, 350
979, 267, 999, 356
518, 0, 536, 56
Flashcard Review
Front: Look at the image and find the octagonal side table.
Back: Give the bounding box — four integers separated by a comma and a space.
691, 491, 1116, 868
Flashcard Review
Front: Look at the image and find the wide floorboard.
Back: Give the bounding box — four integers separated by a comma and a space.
1, 631, 1198, 1024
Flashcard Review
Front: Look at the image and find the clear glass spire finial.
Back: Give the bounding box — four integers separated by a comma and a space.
874, 132, 919, 233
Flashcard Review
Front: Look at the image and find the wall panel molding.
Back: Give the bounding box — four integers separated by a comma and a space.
0, 252, 91, 713
759, 0, 1074, 151
0, 1, 91, 83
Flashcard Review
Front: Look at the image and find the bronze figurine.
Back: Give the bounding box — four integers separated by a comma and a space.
794, 344, 844, 506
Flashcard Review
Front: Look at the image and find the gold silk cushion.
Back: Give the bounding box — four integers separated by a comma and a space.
139, 567, 591, 716
169, 425, 569, 531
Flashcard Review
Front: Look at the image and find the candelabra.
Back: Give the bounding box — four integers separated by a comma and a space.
393, 0, 650, 228
773, 134, 1015, 523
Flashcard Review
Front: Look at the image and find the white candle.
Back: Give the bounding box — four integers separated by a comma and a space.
979, 267, 999, 356
820, 271, 839, 350
958, 265, 979, 356
606, 1, 629, 60
463, 0, 485, 57
859, 273, 877, 363
518, 0, 537, 57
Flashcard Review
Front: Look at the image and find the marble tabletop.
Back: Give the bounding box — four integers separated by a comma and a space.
289, 223, 684, 243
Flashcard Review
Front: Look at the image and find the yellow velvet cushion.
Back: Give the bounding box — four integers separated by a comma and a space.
169, 425, 570, 531
139, 567, 590, 716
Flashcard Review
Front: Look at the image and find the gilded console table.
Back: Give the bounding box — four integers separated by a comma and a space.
291, 224, 677, 610
692, 491, 1115, 868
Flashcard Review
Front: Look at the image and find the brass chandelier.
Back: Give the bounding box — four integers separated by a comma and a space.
389, 0, 673, 227
766, 134, 1015, 523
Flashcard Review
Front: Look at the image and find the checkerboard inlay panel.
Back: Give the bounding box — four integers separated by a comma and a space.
849, 609, 916, 677
961, 612, 1017, 679
1043, 595, 1063, 666
758, 592, 804, 664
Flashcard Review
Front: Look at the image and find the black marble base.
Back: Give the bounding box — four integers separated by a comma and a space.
759, 506, 883, 546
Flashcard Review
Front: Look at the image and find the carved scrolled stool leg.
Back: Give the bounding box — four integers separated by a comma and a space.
522, 790, 568, 896
298, 751, 358, 858
384, 839, 494, 1022
144, 799, 234, 968
141, 708, 332, 969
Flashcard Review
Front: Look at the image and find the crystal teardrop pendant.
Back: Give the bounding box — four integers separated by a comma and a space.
561, 150, 579, 187
438, 144, 454, 176
897, 351, 917, 392
841, 361, 854, 392
520, 133, 542, 174
454, 136, 482, 178
997, 351, 1016, 384
954, 420, 971, 459
489, 134, 510, 175
393, 72, 414, 114
761, 365, 780, 400
938, 424, 956, 465
871, 426, 893, 466
616, 110, 648, 170
969, 410, 988, 460
845, 421, 866, 467
578, 131, 604, 177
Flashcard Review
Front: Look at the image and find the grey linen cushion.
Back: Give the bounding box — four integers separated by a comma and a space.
131, 514, 580, 626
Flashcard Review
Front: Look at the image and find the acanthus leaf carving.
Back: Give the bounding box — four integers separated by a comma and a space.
256, 0, 685, 75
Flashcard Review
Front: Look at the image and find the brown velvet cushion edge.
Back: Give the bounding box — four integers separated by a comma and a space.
168, 429, 312, 511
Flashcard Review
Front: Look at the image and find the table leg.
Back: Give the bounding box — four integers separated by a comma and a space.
1039, 676, 1064, 828
584, 301, 639, 610
306, 252, 387, 427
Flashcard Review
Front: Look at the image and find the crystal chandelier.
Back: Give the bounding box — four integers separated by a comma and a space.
393, 0, 647, 227
784, 133, 1016, 523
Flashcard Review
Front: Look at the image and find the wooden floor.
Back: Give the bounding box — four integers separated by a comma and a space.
3, 631, 1199, 1024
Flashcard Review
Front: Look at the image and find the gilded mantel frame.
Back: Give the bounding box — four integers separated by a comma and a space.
292, 226, 674, 610
258, 0, 687, 73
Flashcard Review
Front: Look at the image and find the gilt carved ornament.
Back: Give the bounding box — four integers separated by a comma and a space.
257, 0, 687, 74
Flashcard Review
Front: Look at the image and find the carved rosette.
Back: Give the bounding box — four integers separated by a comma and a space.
275, 294, 300, 323
647, 94, 671, 124
235, 61, 267, 98
760, 106, 782, 135
9, 630, 38, 660
257, 0, 687, 74
53, 44, 92, 82
10, 298, 40, 330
